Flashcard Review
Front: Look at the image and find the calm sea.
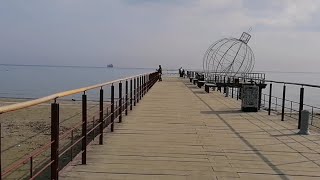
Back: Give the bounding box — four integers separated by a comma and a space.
0, 65, 153, 100
0, 65, 319, 109
261, 72, 320, 110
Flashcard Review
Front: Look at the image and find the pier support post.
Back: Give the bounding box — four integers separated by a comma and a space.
298, 110, 310, 135
125, 80, 128, 115
51, 102, 59, 180
268, 84, 272, 115
281, 85, 286, 121
130, 79, 133, 110
111, 84, 114, 132
81, 94, 87, 164
99, 88, 103, 145
298, 87, 304, 129
119, 82, 122, 123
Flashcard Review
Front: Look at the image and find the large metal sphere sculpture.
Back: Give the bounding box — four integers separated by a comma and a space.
203, 32, 255, 78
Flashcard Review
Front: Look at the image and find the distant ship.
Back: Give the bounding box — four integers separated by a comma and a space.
107, 64, 113, 68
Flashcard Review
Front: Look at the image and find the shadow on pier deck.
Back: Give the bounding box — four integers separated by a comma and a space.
61, 77, 320, 180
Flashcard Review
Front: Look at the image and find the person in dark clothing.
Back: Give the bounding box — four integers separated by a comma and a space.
157, 65, 162, 81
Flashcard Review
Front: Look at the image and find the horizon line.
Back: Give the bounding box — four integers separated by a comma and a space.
0, 63, 154, 70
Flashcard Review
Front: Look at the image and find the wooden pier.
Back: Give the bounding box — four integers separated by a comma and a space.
60, 77, 320, 180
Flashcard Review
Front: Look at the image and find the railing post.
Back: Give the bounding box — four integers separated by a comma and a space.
258, 87, 262, 110
130, 79, 133, 110
30, 156, 33, 178
92, 117, 95, 140
141, 76, 143, 97
144, 75, 146, 95
290, 101, 293, 117
0, 123, 2, 180
231, 87, 234, 98
106, 108, 109, 127
81, 94, 87, 165
70, 130, 73, 160
137, 77, 139, 103
298, 87, 304, 129
146, 75, 149, 92
0, 123, 1, 180
149, 74, 151, 86
125, 80, 128, 115
145, 75, 147, 93
99, 88, 103, 145
140, 76, 142, 100
51, 102, 59, 180
111, 84, 114, 132
281, 84, 286, 121
134, 78, 136, 106
144, 75, 146, 94
119, 82, 122, 123
311, 107, 314, 125
268, 83, 272, 115
237, 88, 239, 100
142, 76, 144, 97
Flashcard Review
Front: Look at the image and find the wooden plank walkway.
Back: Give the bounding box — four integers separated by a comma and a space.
61, 77, 320, 180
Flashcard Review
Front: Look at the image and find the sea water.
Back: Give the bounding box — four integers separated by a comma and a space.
0, 65, 153, 100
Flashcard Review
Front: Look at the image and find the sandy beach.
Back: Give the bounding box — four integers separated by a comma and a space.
0, 98, 111, 179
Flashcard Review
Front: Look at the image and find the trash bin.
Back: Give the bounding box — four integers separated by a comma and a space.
241, 84, 259, 112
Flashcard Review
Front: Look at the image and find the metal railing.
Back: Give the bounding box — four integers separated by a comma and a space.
223, 80, 320, 129
187, 70, 320, 129
0, 72, 160, 179
187, 71, 266, 84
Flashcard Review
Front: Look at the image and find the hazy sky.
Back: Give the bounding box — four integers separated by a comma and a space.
1, 0, 320, 71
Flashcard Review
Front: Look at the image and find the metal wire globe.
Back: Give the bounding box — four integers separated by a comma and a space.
203, 32, 255, 79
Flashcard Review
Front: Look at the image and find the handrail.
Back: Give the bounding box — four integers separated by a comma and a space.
188, 70, 320, 88
0, 72, 154, 114
262, 79, 320, 88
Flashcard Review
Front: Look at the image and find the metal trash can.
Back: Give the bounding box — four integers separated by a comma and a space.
241, 84, 259, 112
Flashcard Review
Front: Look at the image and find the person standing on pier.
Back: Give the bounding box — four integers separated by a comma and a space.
157, 65, 162, 81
